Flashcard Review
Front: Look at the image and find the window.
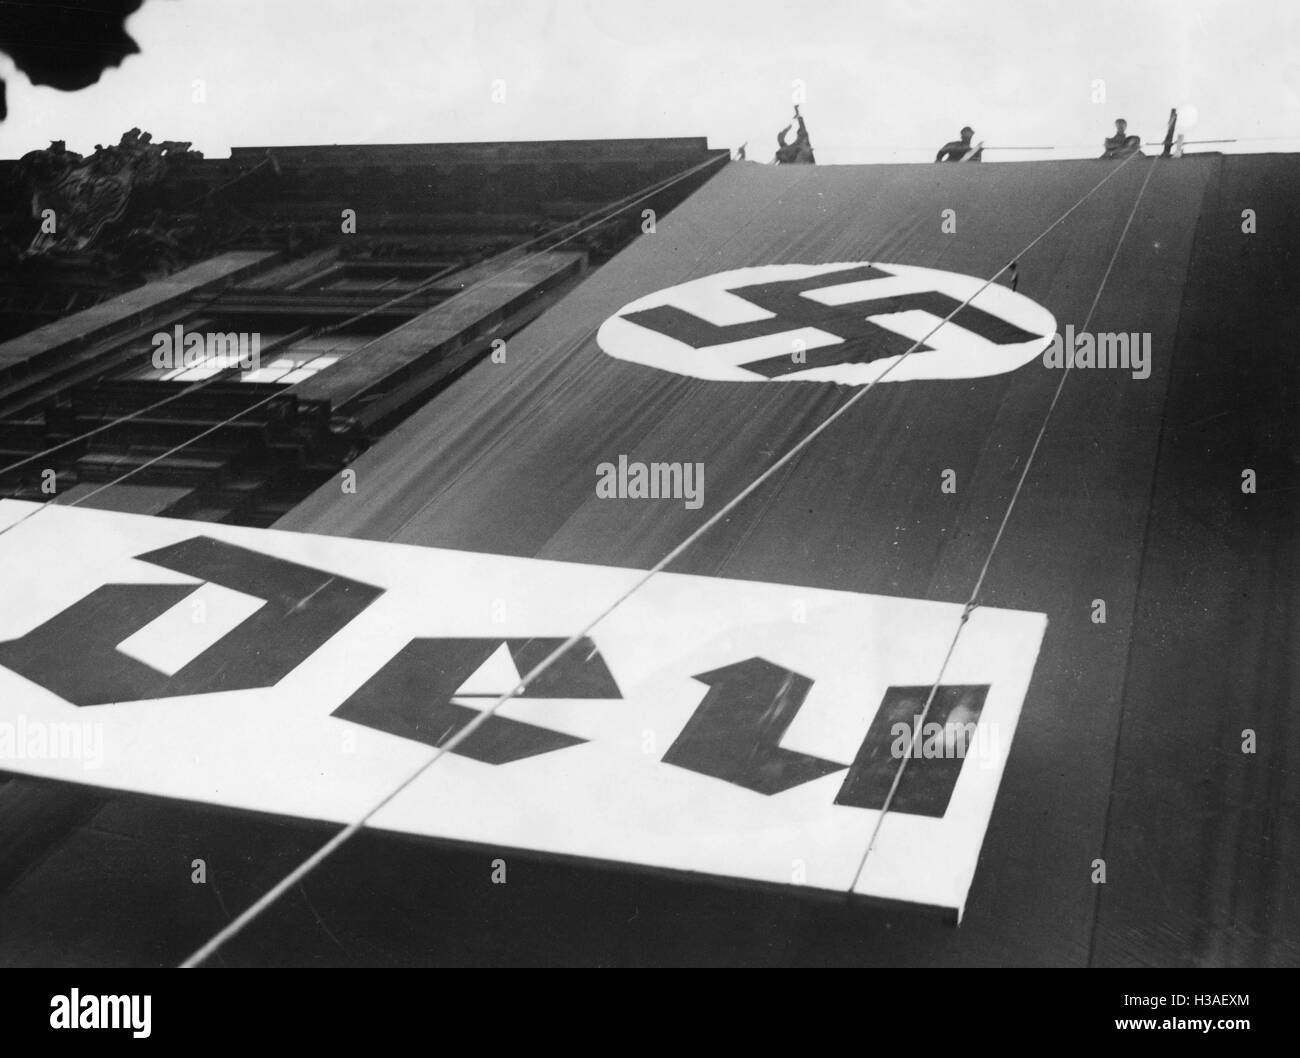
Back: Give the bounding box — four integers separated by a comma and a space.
119, 318, 374, 385
291, 261, 460, 295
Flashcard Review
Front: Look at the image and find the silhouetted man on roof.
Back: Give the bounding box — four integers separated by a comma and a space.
775, 106, 815, 164
1101, 118, 1142, 159
935, 126, 982, 162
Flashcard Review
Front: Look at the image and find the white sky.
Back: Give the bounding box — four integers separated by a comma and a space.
0, 0, 1296, 163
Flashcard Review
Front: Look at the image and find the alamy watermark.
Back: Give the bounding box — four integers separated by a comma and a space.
1042, 324, 1151, 379
891, 717, 1000, 769
151, 325, 261, 372
50, 990, 150, 1038
0, 715, 104, 770
595, 454, 704, 510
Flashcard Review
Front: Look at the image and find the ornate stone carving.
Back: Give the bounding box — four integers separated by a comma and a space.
16, 128, 204, 258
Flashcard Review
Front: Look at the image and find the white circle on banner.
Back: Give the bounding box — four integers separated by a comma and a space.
596, 261, 1056, 384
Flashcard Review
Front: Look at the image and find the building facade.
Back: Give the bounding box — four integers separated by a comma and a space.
0, 135, 728, 523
